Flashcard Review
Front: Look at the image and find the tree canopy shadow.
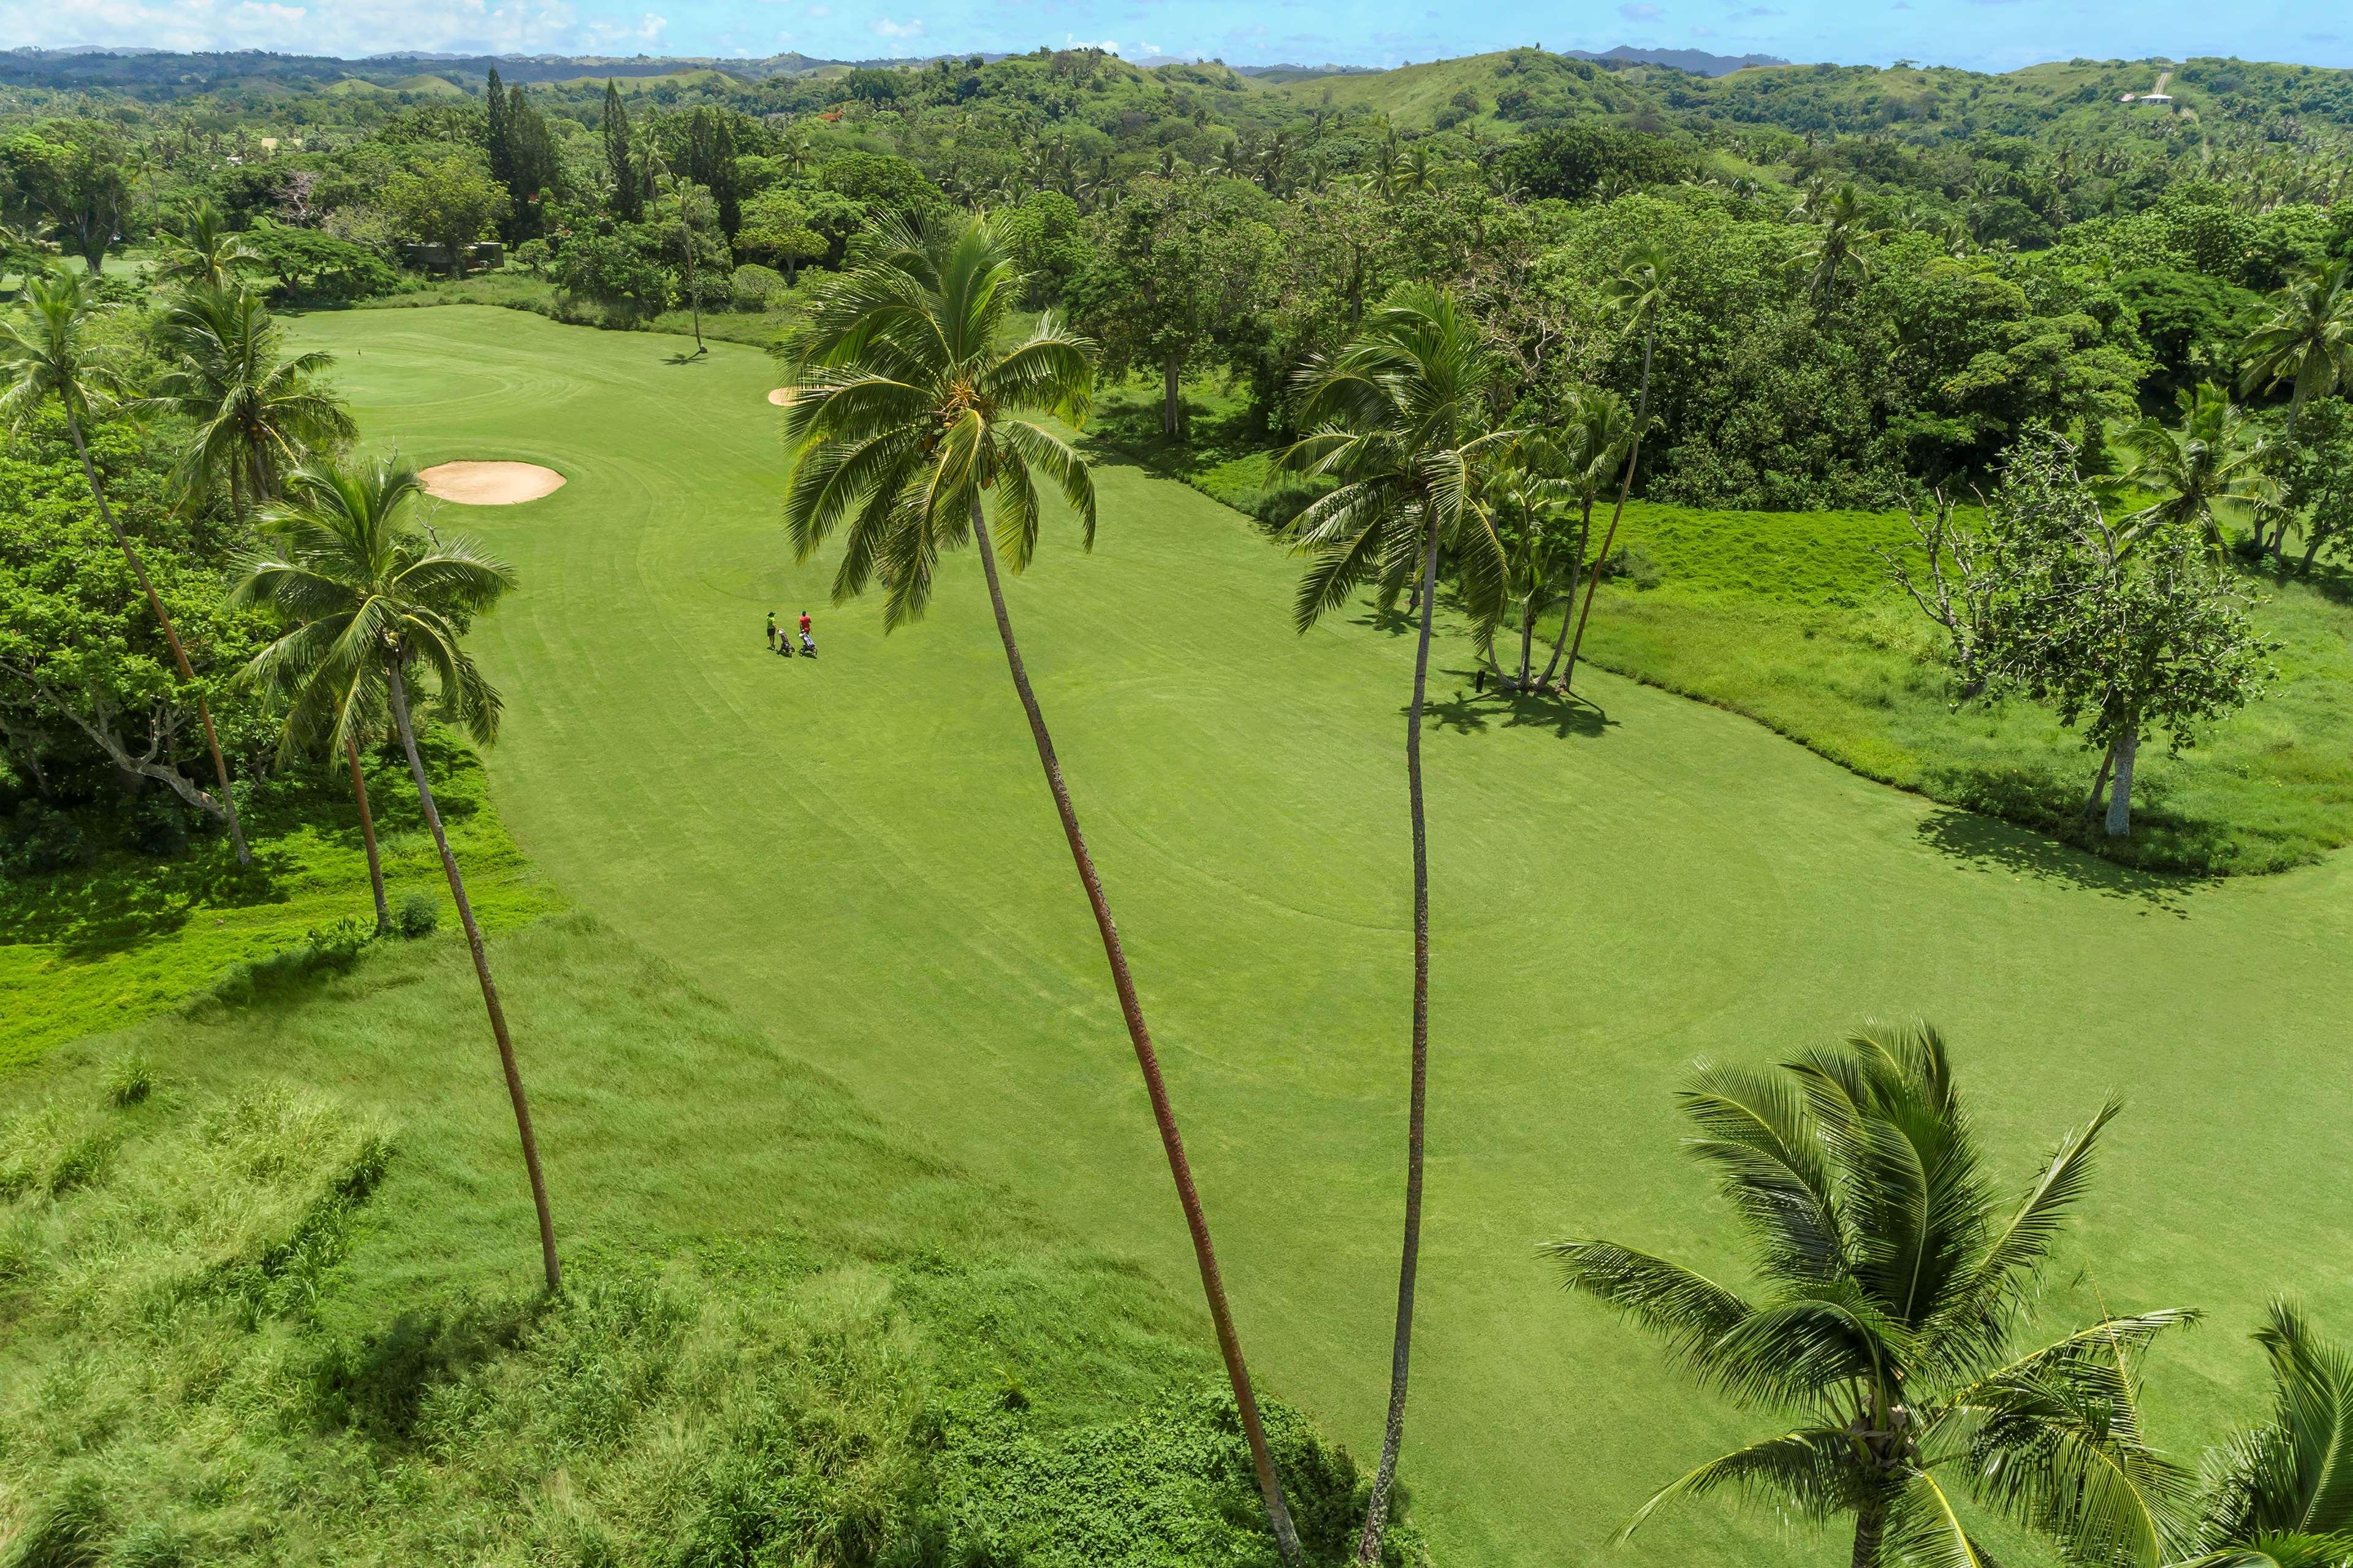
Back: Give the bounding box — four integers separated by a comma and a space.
1421, 668, 1614, 740
1910, 807, 2208, 913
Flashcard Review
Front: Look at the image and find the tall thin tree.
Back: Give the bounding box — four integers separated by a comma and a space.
147, 283, 356, 523
1277, 284, 1510, 1566
778, 213, 1304, 1562
233, 456, 561, 1292
0, 271, 251, 865
1560, 245, 1669, 694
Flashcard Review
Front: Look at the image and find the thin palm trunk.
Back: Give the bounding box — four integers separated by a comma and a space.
386, 661, 561, 1294
965, 497, 1301, 1563
1538, 501, 1595, 687
1850, 1499, 1888, 1568
66, 411, 251, 867
345, 733, 391, 934
1562, 322, 1655, 692
1516, 598, 1536, 687
1356, 517, 1439, 1566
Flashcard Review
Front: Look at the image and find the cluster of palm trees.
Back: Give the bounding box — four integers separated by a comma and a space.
2, 204, 564, 1295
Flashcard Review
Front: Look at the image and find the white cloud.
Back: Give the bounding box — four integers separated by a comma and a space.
1621, 1, 1664, 19
0, 0, 608, 55
807, 3, 829, 13
1064, 32, 1123, 53
869, 15, 923, 38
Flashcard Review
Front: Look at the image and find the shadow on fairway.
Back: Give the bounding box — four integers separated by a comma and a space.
1423, 673, 1614, 740
1913, 808, 2204, 913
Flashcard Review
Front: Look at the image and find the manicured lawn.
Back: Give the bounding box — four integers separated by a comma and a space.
177, 303, 2353, 1566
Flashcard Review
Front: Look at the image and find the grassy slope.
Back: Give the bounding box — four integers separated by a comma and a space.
0, 741, 555, 1068
2, 913, 1377, 1563
1097, 389, 2353, 875
275, 306, 2353, 1567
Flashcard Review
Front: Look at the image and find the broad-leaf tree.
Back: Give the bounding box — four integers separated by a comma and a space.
234, 456, 562, 1293
0, 270, 251, 864
1550, 1024, 2197, 1568
1277, 283, 1510, 1566
777, 213, 1305, 1562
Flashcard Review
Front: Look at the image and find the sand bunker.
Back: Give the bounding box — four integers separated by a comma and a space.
767, 387, 797, 406
418, 460, 566, 505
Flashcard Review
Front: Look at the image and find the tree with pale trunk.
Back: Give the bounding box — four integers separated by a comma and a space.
1552, 1024, 2197, 1568
0, 270, 251, 864
1277, 284, 1511, 1566
1891, 430, 2274, 838
777, 213, 1304, 1563
232, 456, 561, 1292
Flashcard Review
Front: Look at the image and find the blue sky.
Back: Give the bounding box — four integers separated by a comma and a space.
0, 0, 2335, 73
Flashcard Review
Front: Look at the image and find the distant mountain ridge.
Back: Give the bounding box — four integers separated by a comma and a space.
1563, 45, 1792, 75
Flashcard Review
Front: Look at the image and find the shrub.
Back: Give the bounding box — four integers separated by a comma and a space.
130, 793, 191, 858
105, 1053, 154, 1108
394, 891, 439, 938
2, 802, 93, 878
6, 1469, 115, 1568
729, 262, 786, 311
205, 917, 376, 1007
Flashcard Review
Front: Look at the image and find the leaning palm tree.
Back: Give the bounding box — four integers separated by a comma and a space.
1795, 182, 1875, 305
153, 197, 259, 292
1477, 438, 1581, 690
1533, 386, 1635, 690
2119, 382, 2280, 555
1277, 284, 1510, 1566
2238, 259, 2353, 439
1560, 246, 1670, 693
777, 213, 1303, 1564
1550, 1024, 2196, 1568
0, 270, 251, 866
232, 455, 561, 1294
147, 284, 356, 523
2175, 1304, 2353, 1568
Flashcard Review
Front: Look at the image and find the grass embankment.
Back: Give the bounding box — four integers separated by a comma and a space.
354, 270, 798, 349
0, 736, 553, 1068
1, 911, 1400, 1564
1092, 386, 2353, 875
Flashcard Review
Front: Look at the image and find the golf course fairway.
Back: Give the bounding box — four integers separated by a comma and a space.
288, 305, 2353, 1567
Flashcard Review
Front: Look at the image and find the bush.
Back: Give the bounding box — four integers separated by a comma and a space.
205, 916, 375, 1007
130, 793, 191, 858
394, 891, 439, 939
6, 1469, 115, 1568
1250, 475, 1326, 528
729, 262, 785, 312
2, 801, 93, 878
106, 1053, 154, 1108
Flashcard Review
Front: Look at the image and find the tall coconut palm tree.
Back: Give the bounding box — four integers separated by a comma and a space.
1796, 182, 1875, 305
2175, 1304, 2353, 1568
1534, 387, 1635, 690
777, 213, 1303, 1563
0, 270, 251, 866
2238, 259, 2353, 437
1277, 284, 1510, 1566
1478, 438, 1581, 690
2119, 382, 2279, 555
1560, 246, 1670, 693
232, 456, 561, 1293
1549, 1024, 2195, 1568
147, 284, 356, 523
153, 197, 259, 292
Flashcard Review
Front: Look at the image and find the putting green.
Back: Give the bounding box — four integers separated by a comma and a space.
289, 306, 2353, 1567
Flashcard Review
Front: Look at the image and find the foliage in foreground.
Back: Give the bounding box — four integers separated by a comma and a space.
0, 926, 1420, 1567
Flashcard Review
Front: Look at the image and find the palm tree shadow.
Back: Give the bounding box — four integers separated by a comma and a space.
663, 348, 710, 367
1911, 808, 2205, 914
1423, 671, 1614, 739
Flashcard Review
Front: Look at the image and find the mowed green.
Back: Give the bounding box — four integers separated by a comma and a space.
284, 306, 2353, 1567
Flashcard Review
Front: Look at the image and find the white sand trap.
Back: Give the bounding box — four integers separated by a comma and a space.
418, 460, 566, 505
767, 387, 796, 406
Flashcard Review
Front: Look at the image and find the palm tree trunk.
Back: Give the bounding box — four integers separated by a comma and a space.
1356, 517, 1439, 1567
65, 411, 251, 867
345, 733, 392, 935
1850, 1500, 1888, 1568
1538, 501, 1595, 688
2105, 719, 2140, 838
386, 661, 562, 1295
1516, 601, 1535, 688
1562, 323, 1655, 693
965, 497, 1301, 1564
